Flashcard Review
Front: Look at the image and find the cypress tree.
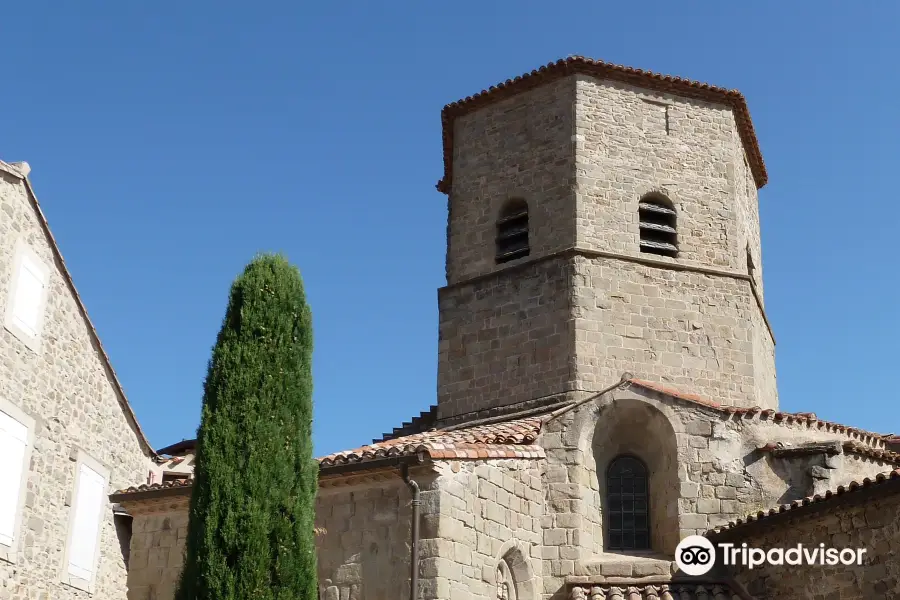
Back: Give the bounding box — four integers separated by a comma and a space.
175, 253, 317, 600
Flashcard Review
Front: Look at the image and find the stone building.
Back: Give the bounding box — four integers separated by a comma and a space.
111, 57, 900, 599
0, 159, 162, 599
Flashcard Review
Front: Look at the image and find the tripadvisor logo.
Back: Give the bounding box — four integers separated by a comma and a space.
675, 535, 868, 576
675, 536, 716, 576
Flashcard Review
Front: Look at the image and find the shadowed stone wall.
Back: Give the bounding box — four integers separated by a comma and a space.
118, 500, 189, 600
316, 470, 440, 600
719, 484, 900, 599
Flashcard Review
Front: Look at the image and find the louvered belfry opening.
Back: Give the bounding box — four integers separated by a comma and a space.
496, 199, 530, 264
606, 455, 651, 551
638, 195, 678, 257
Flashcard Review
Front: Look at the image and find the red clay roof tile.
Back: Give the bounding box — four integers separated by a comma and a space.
317, 415, 545, 468
113, 477, 194, 496
113, 415, 546, 497
627, 379, 890, 448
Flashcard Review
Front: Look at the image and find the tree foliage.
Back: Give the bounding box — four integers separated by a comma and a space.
176, 253, 317, 600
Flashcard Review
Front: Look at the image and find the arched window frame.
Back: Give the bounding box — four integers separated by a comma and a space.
638, 194, 678, 258
605, 454, 651, 551
495, 199, 530, 264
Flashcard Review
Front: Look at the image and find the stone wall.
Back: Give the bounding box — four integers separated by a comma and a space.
749, 308, 777, 409
427, 459, 543, 600
0, 167, 154, 599
437, 257, 576, 422
730, 132, 765, 299
572, 257, 775, 410
446, 77, 575, 285
574, 77, 747, 270
316, 470, 440, 600
720, 485, 900, 598
533, 384, 895, 598
438, 74, 777, 421
121, 503, 189, 600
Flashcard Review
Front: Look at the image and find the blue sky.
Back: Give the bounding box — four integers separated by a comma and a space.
1, 2, 897, 456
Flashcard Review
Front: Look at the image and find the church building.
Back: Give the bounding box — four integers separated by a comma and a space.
110, 57, 900, 599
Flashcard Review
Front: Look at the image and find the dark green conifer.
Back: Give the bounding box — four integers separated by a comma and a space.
175, 253, 317, 600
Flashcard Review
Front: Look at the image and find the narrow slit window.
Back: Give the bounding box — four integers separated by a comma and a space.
496, 199, 529, 264
638, 196, 677, 257
747, 244, 756, 279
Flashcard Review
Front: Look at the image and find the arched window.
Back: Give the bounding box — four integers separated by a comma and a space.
638, 195, 677, 258
606, 455, 650, 551
494, 545, 536, 600
496, 558, 517, 600
496, 199, 529, 264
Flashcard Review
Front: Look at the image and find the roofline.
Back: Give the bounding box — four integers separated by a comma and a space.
707, 469, 900, 539
627, 379, 889, 447
156, 439, 197, 456
110, 482, 192, 503
436, 56, 768, 195
8, 168, 156, 457
110, 453, 430, 501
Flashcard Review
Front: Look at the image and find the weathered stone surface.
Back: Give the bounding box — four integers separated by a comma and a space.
727, 490, 900, 598
121, 508, 188, 600
437, 71, 777, 424
0, 166, 155, 599
314, 476, 431, 600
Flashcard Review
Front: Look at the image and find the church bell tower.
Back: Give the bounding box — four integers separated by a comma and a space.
435, 57, 777, 425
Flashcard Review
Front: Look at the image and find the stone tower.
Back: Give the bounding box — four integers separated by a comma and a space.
435, 57, 777, 424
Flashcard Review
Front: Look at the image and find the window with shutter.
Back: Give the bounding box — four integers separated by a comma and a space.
496, 199, 530, 264
11, 255, 47, 338
67, 463, 106, 581
4, 243, 51, 351
638, 195, 678, 258
0, 410, 28, 549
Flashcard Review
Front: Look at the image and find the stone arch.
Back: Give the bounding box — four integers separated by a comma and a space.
637, 185, 679, 208
638, 191, 678, 258
592, 395, 681, 555
493, 540, 538, 600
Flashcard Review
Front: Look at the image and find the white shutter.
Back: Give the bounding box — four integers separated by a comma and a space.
11, 255, 47, 338
67, 464, 106, 581
0, 410, 28, 547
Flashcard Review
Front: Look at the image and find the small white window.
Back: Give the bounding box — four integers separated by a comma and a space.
0, 400, 35, 564
61, 452, 109, 592
4, 242, 51, 351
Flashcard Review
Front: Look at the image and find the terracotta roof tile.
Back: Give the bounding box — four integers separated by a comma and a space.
755, 440, 900, 465
112, 415, 546, 497
569, 582, 737, 599
437, 56, 768, 195
113, 477, 194, 496
707, 468, 900, 536
627, 379, 890, 449
842, 440, 900, 463
318, 415, 545, 468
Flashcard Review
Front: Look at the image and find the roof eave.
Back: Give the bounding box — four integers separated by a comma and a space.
19, 175, 156, 458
